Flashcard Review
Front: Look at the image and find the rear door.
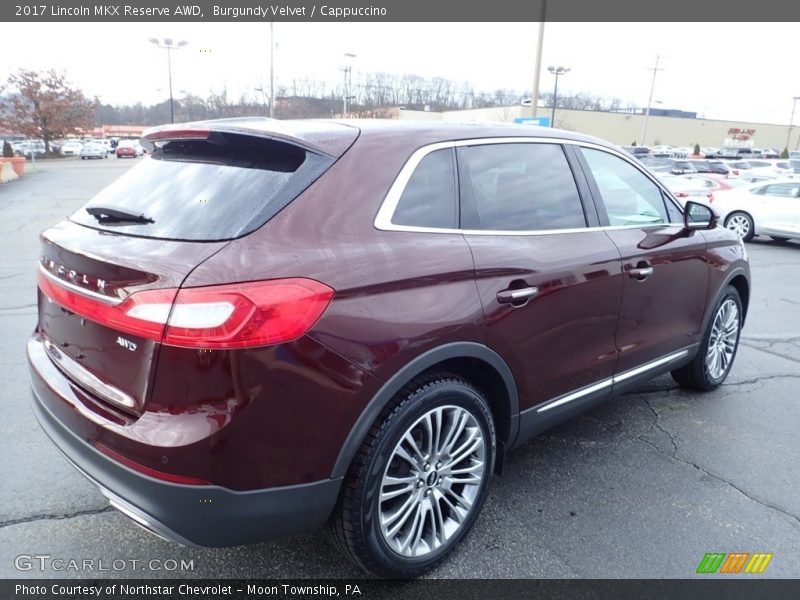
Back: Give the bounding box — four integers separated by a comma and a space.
458, 140, 623, 433
575, 145, 709, 374
37, 127, 347, 416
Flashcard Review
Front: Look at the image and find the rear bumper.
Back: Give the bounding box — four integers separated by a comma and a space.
28, 334, 342, 547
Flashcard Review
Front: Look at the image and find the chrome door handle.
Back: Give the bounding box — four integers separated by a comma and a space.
629, 266, 654, 280
497, 286, 539, 304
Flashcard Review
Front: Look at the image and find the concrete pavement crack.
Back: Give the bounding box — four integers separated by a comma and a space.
637, 398, 800, 528
740, 341, 800, 364
0, 506, 114, 529
724, 374, 800, 386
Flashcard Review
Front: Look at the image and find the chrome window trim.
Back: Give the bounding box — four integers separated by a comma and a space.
39, 264, 122, 306
373, 136, 685, 235
535, 348, 691, 413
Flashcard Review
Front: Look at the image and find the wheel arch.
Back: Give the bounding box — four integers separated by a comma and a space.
330, 342, 520, 479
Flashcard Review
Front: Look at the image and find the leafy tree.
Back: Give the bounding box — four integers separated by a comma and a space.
781, 147, 789, 159
0, 69, 98, 154
2, 140, 13, 158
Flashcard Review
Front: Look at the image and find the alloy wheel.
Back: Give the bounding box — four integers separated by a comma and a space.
378, 405, 486, 558
726, 214, 751, 239
705, 298, 739, 380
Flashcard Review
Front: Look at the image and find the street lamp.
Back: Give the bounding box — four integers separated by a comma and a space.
547, 65, 570, 128
341, 53, 356, 116
785, 96, 800, 153
149, 37, 188, 124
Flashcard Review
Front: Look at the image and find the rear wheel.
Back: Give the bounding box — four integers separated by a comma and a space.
724, 211, 754, 242
672, 285, 742, 391
329, 375, 495, 577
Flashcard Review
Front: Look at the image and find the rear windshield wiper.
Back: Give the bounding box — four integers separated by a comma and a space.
86, 206, 154, 224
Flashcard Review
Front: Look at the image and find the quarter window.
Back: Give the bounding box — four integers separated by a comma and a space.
581, 148, 670, 226
459, 143, 586, 231
391, 149, 458, 228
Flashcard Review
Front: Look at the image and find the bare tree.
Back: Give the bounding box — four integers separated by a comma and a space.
0, 69, 97, 153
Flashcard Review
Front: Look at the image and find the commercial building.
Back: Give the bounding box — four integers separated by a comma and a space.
395, 105, 797, 151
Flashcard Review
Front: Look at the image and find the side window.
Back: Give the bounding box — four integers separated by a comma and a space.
581, 148, 669, 226
460, 143, 586, 231
762, 183, 800, 198
391, 149, 457, 228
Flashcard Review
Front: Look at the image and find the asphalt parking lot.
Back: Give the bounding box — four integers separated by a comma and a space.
1, 157, 798, 580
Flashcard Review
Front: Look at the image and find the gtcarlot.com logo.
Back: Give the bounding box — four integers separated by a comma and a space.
696, 552, 773, 574
15, 554, 195, 572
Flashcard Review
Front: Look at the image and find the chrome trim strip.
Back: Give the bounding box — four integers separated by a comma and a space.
374, 135, 685, 235
38, 264, 122, 306
612, 349, 690, 384
43, 338, 136, 409
535, 348, 692, 414
536, 378, 613, 413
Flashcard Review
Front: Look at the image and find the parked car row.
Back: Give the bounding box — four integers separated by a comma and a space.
625, 145, 782, 161
657, 171, 800, 244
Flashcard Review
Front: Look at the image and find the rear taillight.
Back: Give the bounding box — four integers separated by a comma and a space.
38, 273, 334, 349
161, 279, 334, 349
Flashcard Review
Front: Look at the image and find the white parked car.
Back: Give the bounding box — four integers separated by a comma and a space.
713, 179, 800, 242
80, 143, 107, 160
60, 141, 84, 157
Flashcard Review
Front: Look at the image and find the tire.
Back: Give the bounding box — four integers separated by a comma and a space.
328, 374, 496, 577
671, 285, 742, 391
724, 211, 755, 242
770, 236, 789, 243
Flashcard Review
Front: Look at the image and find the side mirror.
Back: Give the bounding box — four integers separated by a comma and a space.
683, 200, 719, 231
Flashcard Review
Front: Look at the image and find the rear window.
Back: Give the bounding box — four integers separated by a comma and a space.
71, 132, 332, 241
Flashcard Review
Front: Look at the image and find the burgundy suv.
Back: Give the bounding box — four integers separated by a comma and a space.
28, 119, 750, 577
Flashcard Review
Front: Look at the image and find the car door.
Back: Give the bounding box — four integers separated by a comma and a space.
750, 183, 800, 237
575, 145, 709, 375
457, 140, 623, 437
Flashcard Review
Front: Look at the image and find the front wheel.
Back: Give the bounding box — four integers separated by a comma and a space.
672, 285, 742, 391
724, 211, 755, 242
329, 375, 495, 577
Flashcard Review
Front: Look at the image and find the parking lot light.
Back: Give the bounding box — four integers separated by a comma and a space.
149, 37, 189, 124
547, 65, 570, 128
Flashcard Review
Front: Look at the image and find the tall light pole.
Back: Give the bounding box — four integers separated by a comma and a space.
149, 37, 188, 124
785, 96, 800, 152
341, 53, 356, 116
640, 54, 663, 146
531, 0, 547, 117
547, 65, 569, 128
268, 22, 275, 118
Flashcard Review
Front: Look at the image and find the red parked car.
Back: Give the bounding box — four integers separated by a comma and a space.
28, 119, 750, 577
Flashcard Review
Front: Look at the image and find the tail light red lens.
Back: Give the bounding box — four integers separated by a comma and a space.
38, 273, 334, 349
161, 279, 334, 349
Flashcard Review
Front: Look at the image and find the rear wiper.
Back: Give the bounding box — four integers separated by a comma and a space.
86, 206, 154, 224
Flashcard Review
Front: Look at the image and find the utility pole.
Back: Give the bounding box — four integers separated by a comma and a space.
341, 53, 356, 116
531, 0, 547, 117
785, 96, 799, 152
640, 54, 663, 147
269, 22, 275, 118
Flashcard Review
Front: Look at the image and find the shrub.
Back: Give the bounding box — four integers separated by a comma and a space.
693, 143, 700, 155
781, 147, 789, 159
2, 141, 13, 158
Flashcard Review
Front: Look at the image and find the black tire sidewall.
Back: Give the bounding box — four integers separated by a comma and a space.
359, 380, 495, 576
702, 286, 743, 386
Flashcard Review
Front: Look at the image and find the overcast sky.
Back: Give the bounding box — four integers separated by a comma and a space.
3, 22, 798, 124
